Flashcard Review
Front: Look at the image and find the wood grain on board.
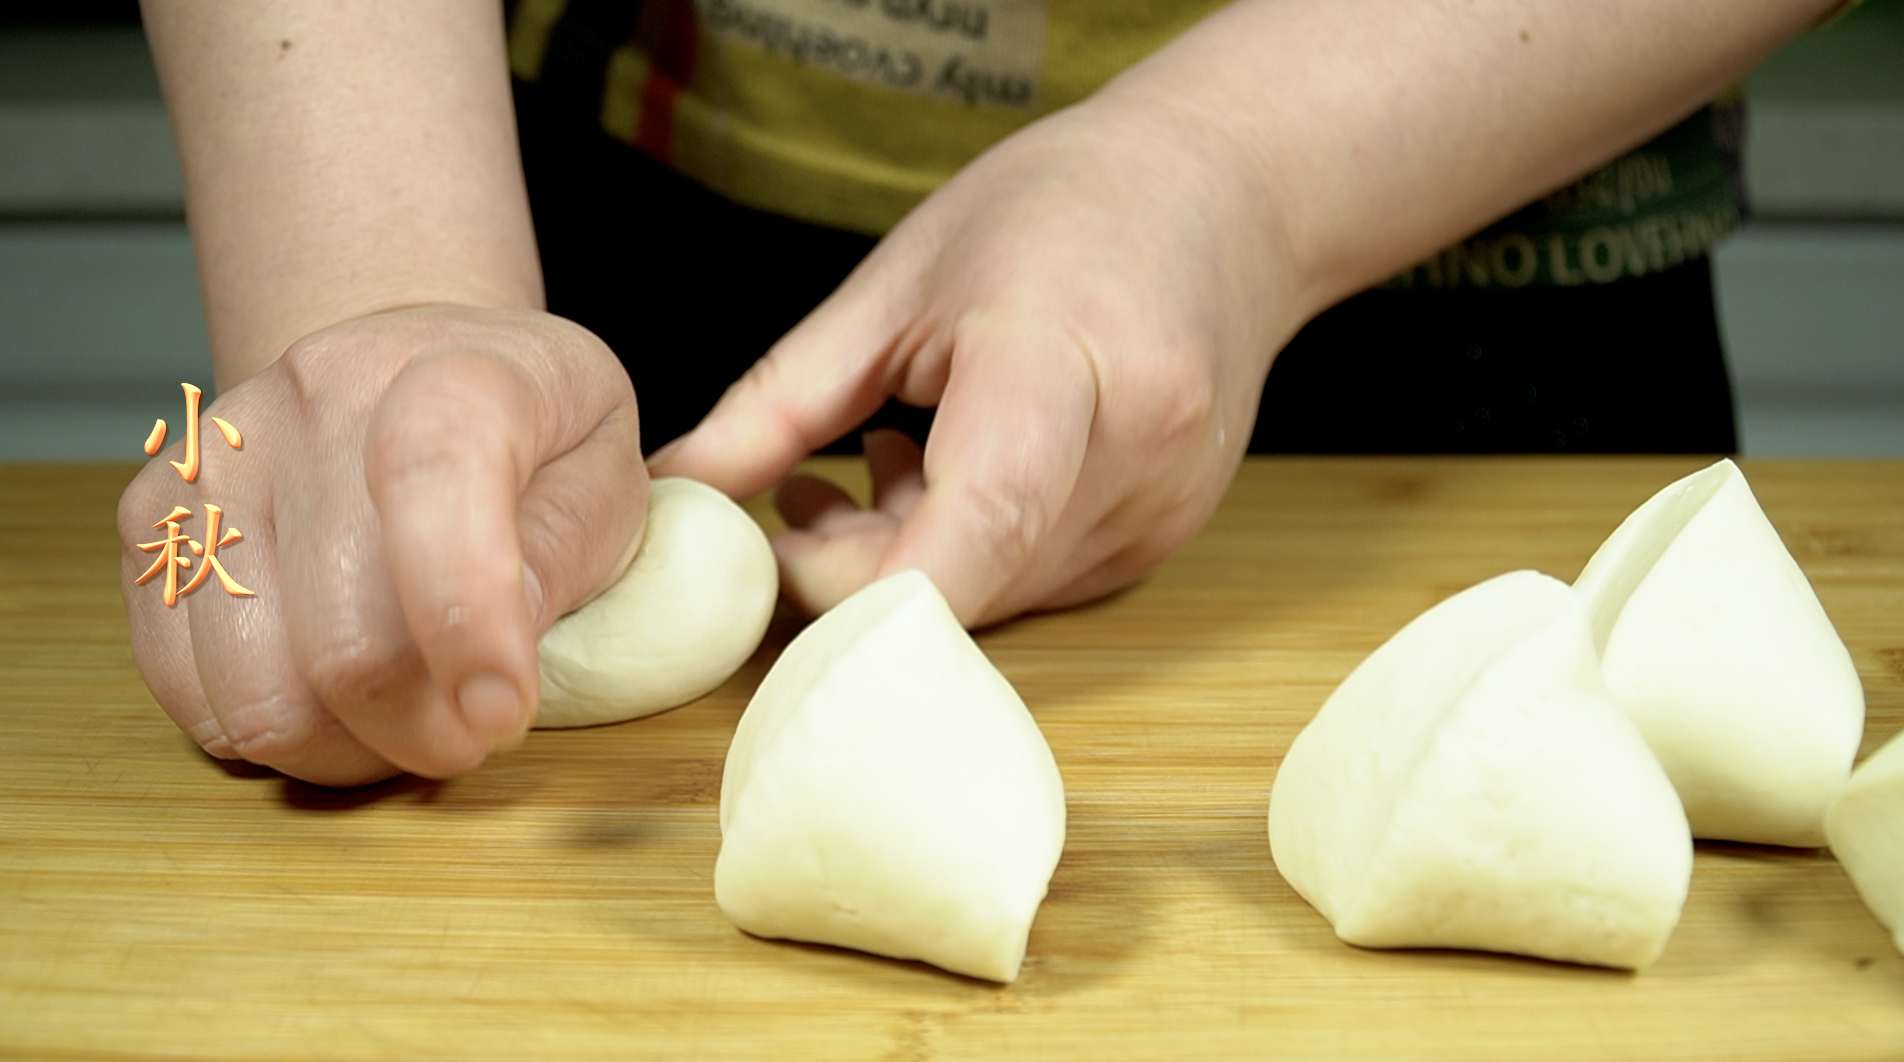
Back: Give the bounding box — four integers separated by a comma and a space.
2, 457, 1901, 1061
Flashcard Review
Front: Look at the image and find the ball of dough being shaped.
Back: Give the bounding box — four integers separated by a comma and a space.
1826, 729, 1904, 957
535, 477, 778, 728
1573, 459, 1865, 846
1269, 571, 1692, 970
716, 569, 1066, 983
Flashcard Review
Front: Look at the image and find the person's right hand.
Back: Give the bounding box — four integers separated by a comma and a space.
118, 305, 647, 787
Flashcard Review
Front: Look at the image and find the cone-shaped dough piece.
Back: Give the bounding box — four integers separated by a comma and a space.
1269, 571, 1691, 970
535, 477, 777, 728
715, 569, 1065, 982
1826, 730, 1904, 957
1573, 459, 1864, 846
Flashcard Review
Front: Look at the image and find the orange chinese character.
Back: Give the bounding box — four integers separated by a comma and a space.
135, 504, 255, 607
143, 383, 242, 482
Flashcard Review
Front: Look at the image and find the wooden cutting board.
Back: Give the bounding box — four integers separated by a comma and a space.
3, 457, 1901, 1061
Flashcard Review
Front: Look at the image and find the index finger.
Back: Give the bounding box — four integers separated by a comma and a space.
881, 312, 1099, 626
650, 266, 911, 495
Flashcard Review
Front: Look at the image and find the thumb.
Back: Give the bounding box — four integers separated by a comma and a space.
649, 269, 911, 496
362, 343, 643, 763
881, 312, 1098, 626
361, 349, 546, 758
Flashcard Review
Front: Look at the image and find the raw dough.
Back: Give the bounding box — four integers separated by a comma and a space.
1269, 570, 1691, 969
1573, 459, 1864, 846
535, 476, 778, 728
1826, 728, 1904, 957
715, 569, 1066, 982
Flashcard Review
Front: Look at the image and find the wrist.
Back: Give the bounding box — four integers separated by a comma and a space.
211, 288, 547, 393
1069, 88, 1309, 365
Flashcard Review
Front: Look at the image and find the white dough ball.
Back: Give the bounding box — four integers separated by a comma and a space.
535, 476, 778, 728
1269, 570, 1692, 970
1573, 459, 1865, 846
715, 569, 1066, 983
1826, 729, 1904, 957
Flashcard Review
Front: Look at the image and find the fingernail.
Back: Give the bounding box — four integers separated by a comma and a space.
457, 674, 524, 741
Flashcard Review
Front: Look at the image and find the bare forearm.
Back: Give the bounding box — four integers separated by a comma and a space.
1100, 0, 1835, 330
143, 0, 542, 388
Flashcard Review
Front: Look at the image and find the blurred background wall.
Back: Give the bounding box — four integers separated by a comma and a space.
1, 2, 1899, 459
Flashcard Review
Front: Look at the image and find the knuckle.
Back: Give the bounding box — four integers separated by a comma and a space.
741, 358, 799, 423
216, 692, 322, 766
277, 328, 355, 407
728, 354, 828, 454
960, 474, 1053, 571
280, 317, 442, 418
1146, 356, 1220, 444
224, 723, 302, 768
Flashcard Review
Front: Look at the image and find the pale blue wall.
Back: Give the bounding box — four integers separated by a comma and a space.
1, 11, 1900, 459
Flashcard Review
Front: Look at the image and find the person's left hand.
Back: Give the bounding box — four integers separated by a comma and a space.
652, 94, 1295, 628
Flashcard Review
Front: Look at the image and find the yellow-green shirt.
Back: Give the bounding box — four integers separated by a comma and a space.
513, 0, 1229, 233
510, 0, 1745, 287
